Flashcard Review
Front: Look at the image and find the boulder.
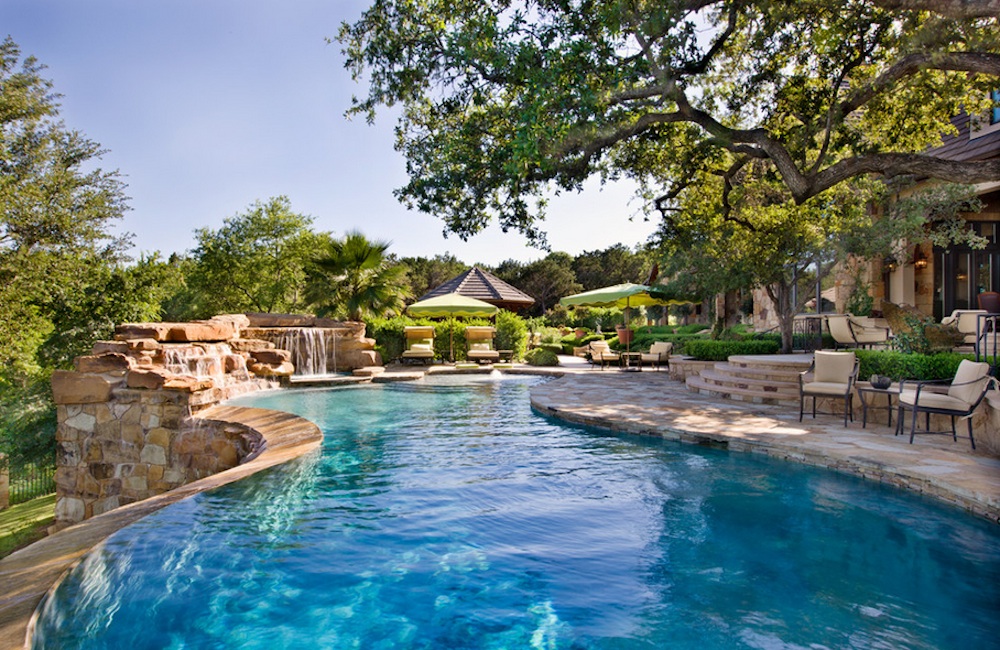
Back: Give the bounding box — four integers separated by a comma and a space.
51, 371, 115, 404
126, 338, 160, 351
125, 368, 173, 390
210, 313, 251, 329
115, 323, 172, 341
245, 313, 315, 327
162, 376, 215, 392
250, 349, 292, 364
91, 340, 129, 355
224, 354, 248, 373
248, 361, 295, 377
75, 353, 136, 374
229, 338, 276, 352
167, 320, 238, 342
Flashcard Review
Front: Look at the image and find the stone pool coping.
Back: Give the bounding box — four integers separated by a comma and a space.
530, 373, 1000, 523
0, 406, 322, 650
3, 365, 999, 648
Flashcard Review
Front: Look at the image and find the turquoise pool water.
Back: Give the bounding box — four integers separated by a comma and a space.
34, 376, 1000, 649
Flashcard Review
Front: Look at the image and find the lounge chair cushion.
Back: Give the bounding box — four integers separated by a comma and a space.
947, 360, 991, 405
409, 343, 432, 352
470, 342, 492, 351
805, 381, 852, 395
899, 389, 970, 411
813, 351, 855, 383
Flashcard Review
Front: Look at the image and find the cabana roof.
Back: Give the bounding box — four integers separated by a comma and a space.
418, 267, 535, 312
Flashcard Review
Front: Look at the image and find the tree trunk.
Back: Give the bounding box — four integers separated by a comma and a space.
766, 282, 795, 354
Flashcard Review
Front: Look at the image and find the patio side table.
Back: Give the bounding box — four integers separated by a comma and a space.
619, 352, 643, 372
856, 383, 900, 429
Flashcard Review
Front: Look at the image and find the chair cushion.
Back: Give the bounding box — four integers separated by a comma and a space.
813, 351, 855, 383
470, 342, 491, 351
649, 341, 673, 356
948, 360, 991, 405
899, 389, 971, 412
409, 343, 432, 352
802, 381, 851, 396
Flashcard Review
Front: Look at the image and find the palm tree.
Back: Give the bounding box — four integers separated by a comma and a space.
305, 231, 410, 321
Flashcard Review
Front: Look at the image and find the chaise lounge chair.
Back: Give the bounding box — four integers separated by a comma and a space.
401, 326, 435, 365
465, 326, 500, 364
587, 340, 619, 370
826, 314, 890, 349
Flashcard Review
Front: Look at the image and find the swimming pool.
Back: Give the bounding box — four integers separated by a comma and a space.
33, 376, 1000, 648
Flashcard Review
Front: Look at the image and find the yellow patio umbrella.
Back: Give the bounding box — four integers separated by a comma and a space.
406, 292, 498, 361
559, 283, 691, 352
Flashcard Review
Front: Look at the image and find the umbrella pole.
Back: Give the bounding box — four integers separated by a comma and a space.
449, 317, 455, 363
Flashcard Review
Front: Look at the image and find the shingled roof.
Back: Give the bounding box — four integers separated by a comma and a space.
418, 267, 535, 312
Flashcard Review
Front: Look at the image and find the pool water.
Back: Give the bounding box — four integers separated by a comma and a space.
34, 376, 1000, 649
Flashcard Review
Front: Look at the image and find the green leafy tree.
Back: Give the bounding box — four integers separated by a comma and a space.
339, 2, 999, 243
187, 197, 323, 316
399, 253, 468, 299
571, 244, 653, 291
492, 252, 581, 315
0, 37, 130, 374
306, 231, 410, 321
0, 38, 138, 466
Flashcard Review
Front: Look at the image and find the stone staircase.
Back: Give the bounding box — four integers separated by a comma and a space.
685, 354, 813, 406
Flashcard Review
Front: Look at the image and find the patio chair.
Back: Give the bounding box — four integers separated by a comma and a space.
587, 340, 619, 370
465, 326, 500, 364
978, 291, 1000, 313
401, 326, 435, 365
897, 359, 996, 449
941, 309, 987, 346
826, 314, 890, 349
640, 341, 672, 371
799, 350, 859, 427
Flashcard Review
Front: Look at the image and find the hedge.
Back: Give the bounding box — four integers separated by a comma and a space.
525, 348, 559, 366
683, 339, 781, 360
854, 350, 976, 381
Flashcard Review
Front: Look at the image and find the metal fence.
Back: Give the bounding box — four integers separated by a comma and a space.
8, 462, 56, 506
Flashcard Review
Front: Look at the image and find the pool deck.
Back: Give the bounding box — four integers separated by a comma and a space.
1, 357, 999, 648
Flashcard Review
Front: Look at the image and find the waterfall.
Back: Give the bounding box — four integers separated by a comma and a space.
163, 345, 229, 380
275, 328, 329, 377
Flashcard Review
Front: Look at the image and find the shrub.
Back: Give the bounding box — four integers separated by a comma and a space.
495, 310, 528, 360
684, 339, 780, 360
559, 333, 604, 354
368, 315, 417, 362
675, 323, 710, 335
525, 347, 559, 366
855, 350, 975, 381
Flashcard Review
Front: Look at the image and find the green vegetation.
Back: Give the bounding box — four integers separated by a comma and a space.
524, 348, 559, 366
855, 350, 976, 382
0, 494, 55, 559
684, 340, 782, 361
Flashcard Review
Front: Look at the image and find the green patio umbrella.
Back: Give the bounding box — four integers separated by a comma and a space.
406, 292, 498, 361
559, 283, 689, 352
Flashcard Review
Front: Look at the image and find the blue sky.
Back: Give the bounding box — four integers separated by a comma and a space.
2, 0, 658, 266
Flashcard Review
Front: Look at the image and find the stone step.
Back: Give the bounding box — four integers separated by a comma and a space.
697, 369, 801, 398
727, 354, 813, 371
711, 362, 804, 384
685, 374, 800, 406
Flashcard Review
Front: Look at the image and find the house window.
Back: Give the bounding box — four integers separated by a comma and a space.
992, 90, 1000, 125
934, 221, 1000, 319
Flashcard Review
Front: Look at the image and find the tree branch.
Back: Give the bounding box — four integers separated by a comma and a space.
841, 52, 1000, 116
868, 0, 1000, 19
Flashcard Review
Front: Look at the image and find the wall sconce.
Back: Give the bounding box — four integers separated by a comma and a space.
913, 247, 928, 270
883, 257, 897, 273
957, 271, 968, 281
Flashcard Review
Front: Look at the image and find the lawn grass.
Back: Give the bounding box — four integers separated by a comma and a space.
0, 493, 55, 559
